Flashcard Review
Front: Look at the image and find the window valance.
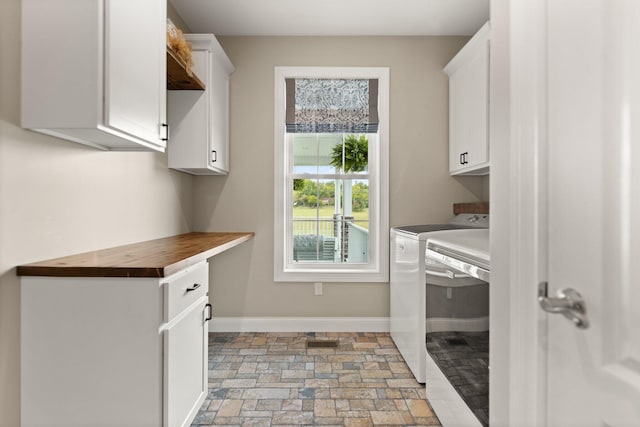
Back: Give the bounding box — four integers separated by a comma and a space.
285, 78, 379, 133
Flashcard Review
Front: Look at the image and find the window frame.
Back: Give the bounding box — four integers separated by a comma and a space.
274, 67, 389, 282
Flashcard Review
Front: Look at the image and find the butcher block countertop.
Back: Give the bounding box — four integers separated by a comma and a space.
17, 232, 254, 278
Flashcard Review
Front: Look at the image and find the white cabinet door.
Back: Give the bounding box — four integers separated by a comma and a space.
445, 22, 490, 176
104, 0, 166, 147
208, 56, 231, 172
21, 0, 166, 151
168, 34, 234, 175
164, 296, 209, 427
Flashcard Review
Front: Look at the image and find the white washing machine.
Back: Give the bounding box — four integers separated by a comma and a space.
389, 214, 489, 383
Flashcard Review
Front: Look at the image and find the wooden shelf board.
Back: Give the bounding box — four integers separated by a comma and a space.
453, 202, 489, 215
167, 47, 205, 91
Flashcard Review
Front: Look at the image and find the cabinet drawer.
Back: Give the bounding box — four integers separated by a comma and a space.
164, 261, 208, 322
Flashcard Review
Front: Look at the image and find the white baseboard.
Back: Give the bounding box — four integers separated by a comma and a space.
209, 317, 390, 333
426, 316, 489, 333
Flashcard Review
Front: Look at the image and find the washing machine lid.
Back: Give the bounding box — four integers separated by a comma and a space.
392, 224, 469, 235
392, 213, 489, 237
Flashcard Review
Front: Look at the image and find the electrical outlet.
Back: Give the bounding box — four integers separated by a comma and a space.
314, 282, 323, 296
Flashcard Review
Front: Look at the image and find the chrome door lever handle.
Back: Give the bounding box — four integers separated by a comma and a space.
538, 282, 589, 329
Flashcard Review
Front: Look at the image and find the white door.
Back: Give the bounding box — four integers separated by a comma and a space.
544, 0, 640, 425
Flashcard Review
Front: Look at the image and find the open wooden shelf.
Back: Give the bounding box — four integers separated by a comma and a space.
167, 47, 205, 90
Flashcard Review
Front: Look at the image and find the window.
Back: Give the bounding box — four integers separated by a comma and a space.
274, 67, 389, 282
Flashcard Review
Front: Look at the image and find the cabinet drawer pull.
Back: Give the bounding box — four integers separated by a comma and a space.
161, 123, 170, 141
461, 152, 469, 165
205, 303, 212, 322
211, 150, 217, 163
186, 283, 201, 293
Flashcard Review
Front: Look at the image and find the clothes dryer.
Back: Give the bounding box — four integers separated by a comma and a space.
389, 214, 489, 383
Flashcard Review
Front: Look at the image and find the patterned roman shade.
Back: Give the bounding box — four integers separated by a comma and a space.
285, 78, 379, 133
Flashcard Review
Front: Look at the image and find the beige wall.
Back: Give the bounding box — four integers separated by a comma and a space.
168, 1, 191, 33
0, 1, 194, 425
194, 36, 487, 318
483, 175, 491, 198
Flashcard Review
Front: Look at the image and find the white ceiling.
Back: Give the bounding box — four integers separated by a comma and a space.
169, 0, 490, 36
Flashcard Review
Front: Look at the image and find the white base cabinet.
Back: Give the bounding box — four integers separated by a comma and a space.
21, 0, 167, 152
168, 34, 234, 174
21, 261, 210, 427
444, 22, 491, 176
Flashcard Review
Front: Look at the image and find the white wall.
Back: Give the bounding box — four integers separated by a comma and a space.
194, 36, 487, 319
0, 1, 194, 425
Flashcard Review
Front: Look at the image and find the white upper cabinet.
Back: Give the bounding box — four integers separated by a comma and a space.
444, 22, 490, 175
168, 34, 234, 175
21, 0, 167, 152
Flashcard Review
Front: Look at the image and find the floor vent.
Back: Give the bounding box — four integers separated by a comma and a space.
306, 339, 339, 348
445, 337, 468, 346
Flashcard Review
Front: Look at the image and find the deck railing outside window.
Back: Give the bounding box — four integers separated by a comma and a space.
292, 217, 368, 263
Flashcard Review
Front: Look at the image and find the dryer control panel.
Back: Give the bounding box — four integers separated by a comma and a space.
448, 213, 490, 228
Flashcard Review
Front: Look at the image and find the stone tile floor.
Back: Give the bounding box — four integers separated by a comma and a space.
426, 331, 489, 426
191, 332, 442, 426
